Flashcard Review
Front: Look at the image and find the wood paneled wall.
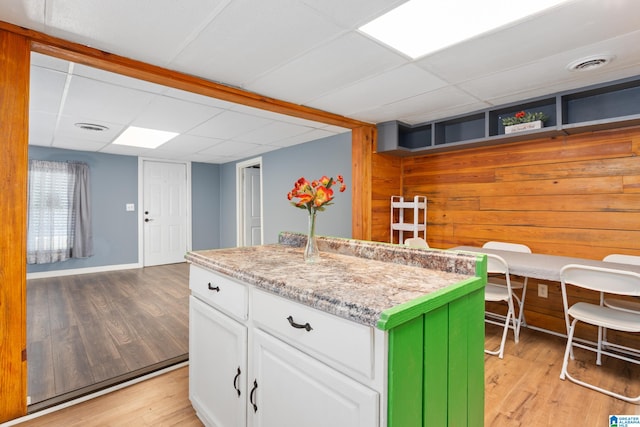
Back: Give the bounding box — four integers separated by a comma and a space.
371, 126, 640, 337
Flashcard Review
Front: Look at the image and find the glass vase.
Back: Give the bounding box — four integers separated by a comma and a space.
304, 211, 320, 263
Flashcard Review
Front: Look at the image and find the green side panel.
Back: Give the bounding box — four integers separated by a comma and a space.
378, 277, 485, 331
423, 305, 449, 426
387, 315, 424, 427
466, 288, 486, 426
447, 292, 470, 426
386, 255, 487, 426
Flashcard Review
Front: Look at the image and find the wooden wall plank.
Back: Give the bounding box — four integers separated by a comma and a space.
0, 29, 29, 422
398, 126, 640, 338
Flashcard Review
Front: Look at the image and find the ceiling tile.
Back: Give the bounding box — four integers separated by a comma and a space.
0, 0, 46, 31
51, 136, 110, 152
309, 64, 447, 117
130, 95, 223, 133
43, 0, 231, 67
199, 140, 261, 157
234, 121, 314, 144
156, 134, 224, 154
29, 65, 67, 113
246, 32, 407, 104
416, 0, 640, 85
299, 0, 407, 28
170, 0, 344, 87
189, 110, 272, 140
62, 76, 156, 125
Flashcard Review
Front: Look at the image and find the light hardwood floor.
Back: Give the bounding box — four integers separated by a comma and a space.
14, 324, 639, 426
26, 263, 190, 410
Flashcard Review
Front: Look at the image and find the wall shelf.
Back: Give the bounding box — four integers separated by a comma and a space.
378, 75, 640, 156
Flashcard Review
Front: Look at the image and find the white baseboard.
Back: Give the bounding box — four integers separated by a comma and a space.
26, 263, 143, 280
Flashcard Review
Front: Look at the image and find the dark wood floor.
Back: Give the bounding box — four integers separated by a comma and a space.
16, 324, 639, 426
26, 263, 190, 410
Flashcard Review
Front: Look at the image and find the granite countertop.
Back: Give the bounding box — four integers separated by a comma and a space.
186, 233, 481, 328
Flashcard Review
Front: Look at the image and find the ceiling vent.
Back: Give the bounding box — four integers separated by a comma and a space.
74, 122, 109, 132
567, 55, 614, 72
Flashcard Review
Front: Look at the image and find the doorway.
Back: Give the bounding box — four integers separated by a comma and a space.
139, 159, 191, 266
236, 157, 263, 247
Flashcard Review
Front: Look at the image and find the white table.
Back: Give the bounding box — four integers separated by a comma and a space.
451, 246, 640, 282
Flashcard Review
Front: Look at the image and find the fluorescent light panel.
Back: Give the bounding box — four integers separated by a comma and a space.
359, 0, 568, 59
112, 126, 179, 149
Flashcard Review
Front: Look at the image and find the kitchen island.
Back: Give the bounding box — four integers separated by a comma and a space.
185, 232, 486, 427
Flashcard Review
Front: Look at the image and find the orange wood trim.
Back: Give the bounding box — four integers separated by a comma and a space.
0, 20, 370, 130
0, 28, 29, 422
351, 126, 376, 240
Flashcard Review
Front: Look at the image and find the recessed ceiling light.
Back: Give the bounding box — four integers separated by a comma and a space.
75, 122, 109, 132
112, 126, 179, 149
359, 0, 569, 59
567, 55, 614, 72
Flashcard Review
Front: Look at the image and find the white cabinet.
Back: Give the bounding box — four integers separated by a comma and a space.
390, 195, 427, 244
249, 330, 378, 427
189, 265, 382, 427
189, 296, 247, 427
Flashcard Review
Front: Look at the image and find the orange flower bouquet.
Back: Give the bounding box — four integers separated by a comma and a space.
287, 175, 346, 262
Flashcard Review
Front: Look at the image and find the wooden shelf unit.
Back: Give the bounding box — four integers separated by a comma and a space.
390, 195, 427, 244
378, 75, 640, 156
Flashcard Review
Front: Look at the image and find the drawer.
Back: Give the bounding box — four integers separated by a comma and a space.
189, 265, 248, 320
252, 289, 374, 380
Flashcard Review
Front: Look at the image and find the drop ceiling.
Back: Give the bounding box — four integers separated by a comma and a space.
3, 0, 640, 164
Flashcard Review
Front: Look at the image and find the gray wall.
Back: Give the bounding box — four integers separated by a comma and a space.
27, 147, 221, 272
219, 131, 352, 248
192, 162, 221, 250
27, 131, 351, 271
28, 146, 139, 273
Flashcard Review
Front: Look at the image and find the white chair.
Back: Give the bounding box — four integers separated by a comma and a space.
484, 254, 517, 359
559, 264, 640, 403
404, 237, 429, 249
600, 254, 640, 359
482, 241, 531, 342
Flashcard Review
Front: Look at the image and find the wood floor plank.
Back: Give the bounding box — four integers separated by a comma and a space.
15, 326, 640, 427
27, 263, 190, 406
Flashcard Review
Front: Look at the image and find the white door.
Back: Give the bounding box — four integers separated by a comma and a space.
143, 160, 188, 266
249, 330, 378, 427
243, 167, 262, 246
190, 296, 248, 427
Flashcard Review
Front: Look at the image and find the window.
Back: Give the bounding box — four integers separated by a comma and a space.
27, 160, 93, 264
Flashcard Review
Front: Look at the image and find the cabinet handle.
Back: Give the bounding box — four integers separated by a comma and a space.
207, 283, 220, 292
287, 315, 313, 332
249, 379, 258, 413
233, 367, 241, 397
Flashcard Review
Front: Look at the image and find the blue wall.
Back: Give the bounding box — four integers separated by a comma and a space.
220, 131, 352, 248
192, 162, 221, 250
27, 147, 221, 273
28, 130, 351, 271
28, 146, 139, 273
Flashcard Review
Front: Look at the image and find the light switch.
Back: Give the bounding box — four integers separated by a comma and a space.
126, 203, 135, 212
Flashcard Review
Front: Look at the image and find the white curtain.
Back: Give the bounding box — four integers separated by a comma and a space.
27, 160, 93, 264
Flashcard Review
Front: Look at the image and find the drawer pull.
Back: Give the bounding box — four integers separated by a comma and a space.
233, 367, 241, 397
287, 315, 313, 332
207, 283, 220, 292
250, 379, 258, 412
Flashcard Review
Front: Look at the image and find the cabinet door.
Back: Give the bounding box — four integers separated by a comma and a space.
249, 330, 378, 427
190, 296, 248, 427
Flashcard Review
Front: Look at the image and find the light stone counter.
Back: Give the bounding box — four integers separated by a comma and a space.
185, 232, 482, 328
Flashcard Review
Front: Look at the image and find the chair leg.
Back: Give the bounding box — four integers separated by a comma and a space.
596, 326, 603, 366
560, 318, 578, 380
484, 306, 513, 359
